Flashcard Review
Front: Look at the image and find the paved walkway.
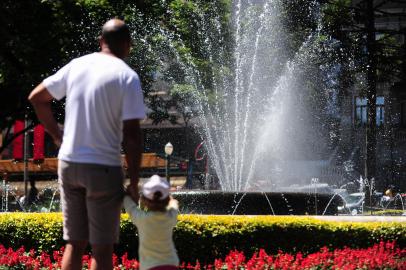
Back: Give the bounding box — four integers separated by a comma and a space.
312, 215, 406, 222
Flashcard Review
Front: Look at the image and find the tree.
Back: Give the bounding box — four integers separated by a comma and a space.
322, 0, 406, 197
0, 0, 155, 152
0, 0, 234, 160
0, 0, 79, 152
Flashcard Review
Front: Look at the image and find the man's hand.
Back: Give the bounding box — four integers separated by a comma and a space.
127, 182, 139, 202
122, 119, 143, 202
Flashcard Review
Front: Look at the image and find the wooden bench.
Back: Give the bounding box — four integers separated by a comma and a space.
0, 153, 167, 174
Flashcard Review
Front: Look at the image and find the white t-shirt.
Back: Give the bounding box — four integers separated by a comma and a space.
123, 196, 179, 270
43, 53, 146, 166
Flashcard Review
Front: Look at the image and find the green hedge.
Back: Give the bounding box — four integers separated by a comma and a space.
0, 213, 405, 263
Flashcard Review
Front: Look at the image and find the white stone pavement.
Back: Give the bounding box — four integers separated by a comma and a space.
312, 215, 406, 222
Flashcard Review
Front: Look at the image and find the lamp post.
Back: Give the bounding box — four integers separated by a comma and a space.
23, 113, 29, 200
165, 142, 173, 185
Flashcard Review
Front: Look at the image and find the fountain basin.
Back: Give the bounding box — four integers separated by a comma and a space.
173, 190, 343, 215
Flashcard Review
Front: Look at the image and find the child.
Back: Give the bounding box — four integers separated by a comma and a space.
123, 175, 179, 270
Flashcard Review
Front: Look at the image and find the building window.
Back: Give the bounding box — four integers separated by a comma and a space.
355, 97, 367, 125
376, 96, 384, 126
355, 96, 384, 126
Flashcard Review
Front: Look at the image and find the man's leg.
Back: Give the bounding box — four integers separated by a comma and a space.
90, 244, 114, 270
61, 240, 88, 270
84, 164, 124, 270
59, 160, 90, 270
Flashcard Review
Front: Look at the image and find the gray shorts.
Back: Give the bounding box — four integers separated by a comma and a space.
58, 160, 124, 244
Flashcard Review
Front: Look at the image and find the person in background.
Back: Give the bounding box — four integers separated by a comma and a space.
124, 175, 179, 270
380, 186, 396, 207
28, 18, 145, 270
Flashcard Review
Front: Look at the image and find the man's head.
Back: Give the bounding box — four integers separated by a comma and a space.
100, 19, 132, 59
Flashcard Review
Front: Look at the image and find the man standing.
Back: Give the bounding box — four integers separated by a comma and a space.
28, 19, 145, 270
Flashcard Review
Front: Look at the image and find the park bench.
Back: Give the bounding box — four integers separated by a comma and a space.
0, 153, 168, 177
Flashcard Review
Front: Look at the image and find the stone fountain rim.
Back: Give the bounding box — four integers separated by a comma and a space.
173, 190, 338, 195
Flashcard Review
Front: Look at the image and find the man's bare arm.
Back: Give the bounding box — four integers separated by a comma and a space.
28, 83, 62, 146
123, 119, 143, 201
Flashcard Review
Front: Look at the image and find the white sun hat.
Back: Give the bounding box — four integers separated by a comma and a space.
142, 175, 170, 200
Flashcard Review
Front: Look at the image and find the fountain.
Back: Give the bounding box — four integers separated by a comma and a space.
382, 194, 405, 212
0, 176, 60, 213
120, 0, 348, 215
1, 180, 25, 212
153, 0, 345, 215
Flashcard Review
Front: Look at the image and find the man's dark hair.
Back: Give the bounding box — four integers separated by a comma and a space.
101, 21, 131, 55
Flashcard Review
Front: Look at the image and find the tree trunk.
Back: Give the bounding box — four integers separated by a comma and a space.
364, 0, 377, 207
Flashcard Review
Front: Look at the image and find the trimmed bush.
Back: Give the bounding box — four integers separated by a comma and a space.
173, 215, 406, 263
0, 213, 405, 263
0, 213, 64, 252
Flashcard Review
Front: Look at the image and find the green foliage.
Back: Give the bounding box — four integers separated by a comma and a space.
0, 0, 334, 131
175, 215, 406, 263
0, 213, 64, 252
1, 213, 405, 264
0, 0, 155, 148
280, 0, 318, 42
0, 0, 73, 126
322, 0, 353, 39
322, 0, 405, 83
0, 0, 117, 131
74, 0, 110, 7
373, 210, 405, 216
168, 84, 203, 126
117, 214, 139, 259
376, 34, 404, 82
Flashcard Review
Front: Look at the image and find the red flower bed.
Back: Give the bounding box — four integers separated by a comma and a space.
0, 241, 405, 269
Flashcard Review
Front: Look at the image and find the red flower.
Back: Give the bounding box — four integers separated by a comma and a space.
0, 241, 405, 270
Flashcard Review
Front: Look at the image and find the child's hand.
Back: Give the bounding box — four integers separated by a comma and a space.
168, 197, 179, 208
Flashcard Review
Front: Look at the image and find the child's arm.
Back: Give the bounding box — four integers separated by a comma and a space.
123, 195, 142, 225
167, 197, 179, 226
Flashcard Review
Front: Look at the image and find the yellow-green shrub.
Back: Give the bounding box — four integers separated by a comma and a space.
0, 213, 405, 263
0, 213, 64, 252
172, 215, 406, 262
